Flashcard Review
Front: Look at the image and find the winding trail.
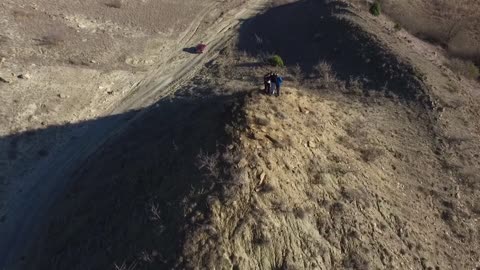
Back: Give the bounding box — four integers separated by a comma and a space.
0, 1, 268, 268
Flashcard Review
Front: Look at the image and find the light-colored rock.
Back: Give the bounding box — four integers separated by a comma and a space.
17, 73, 31, 79
259, 172, 266, 181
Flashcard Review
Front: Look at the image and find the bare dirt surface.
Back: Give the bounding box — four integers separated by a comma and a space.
2, 0, 480, 269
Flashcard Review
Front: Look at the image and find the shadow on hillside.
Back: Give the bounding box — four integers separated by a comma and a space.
237, 0, 425, 100
0, 89, 245, 269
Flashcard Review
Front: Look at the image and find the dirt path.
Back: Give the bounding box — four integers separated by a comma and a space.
0, 1, 269, 268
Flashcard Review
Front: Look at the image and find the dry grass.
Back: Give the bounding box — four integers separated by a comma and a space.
378, 0, 480, 61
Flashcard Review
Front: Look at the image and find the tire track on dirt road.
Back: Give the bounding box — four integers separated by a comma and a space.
0, 1, 268, 268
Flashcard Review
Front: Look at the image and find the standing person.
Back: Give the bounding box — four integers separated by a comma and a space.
270, 73, 277, 95
275, 74, 283, 96
264, 72, 272, 94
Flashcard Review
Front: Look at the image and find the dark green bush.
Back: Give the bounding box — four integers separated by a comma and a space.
268, 55, 284, 67
370, 2, 381, 16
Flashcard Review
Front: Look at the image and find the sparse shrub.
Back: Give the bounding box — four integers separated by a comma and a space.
253, 229, 270, 246
254, 34, 263, 44
347, 77, 363, 95
290, 63, 303, 79
272, 201, 289, 213
138, 251, 154, 263
293, 207, 306, 219
330, 201, 345, 215
459, 169, 480, 190
148, 203, 162, 221
441, 209, 455, 223
254, 116, 270, 126
370, 2, 381, 16
37, 32, 65, 46
196, 150, 220, 179
344, 121, 368, 139
343, 251, 369, 270
259, 182, 274, 193
314, 60, 338, 87
268, 54, 284, 67
360, 147, 384, 162
394, 23, 402, 31
311, 173, 326, 185
106, 0, 123, 8
314, 60, 333, 78
447, 58, 480, 80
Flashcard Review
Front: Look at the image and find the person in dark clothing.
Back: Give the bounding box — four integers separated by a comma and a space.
264, 72, 272, 94
270, 73, 277, 95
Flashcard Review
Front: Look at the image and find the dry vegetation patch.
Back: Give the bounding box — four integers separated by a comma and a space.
379, 0, 480, 58
360, 0, 480, 79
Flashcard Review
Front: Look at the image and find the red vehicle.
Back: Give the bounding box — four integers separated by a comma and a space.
195, 43, 207, 54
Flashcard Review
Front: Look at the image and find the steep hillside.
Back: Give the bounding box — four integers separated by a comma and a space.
181, 86, 477, 269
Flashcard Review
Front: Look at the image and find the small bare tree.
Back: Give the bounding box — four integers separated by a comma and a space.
114, 261, 137, 270
148, 203, 162, 221
196, 150, 220, 179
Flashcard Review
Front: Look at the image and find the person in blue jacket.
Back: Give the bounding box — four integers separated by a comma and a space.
274, 73, 283, 96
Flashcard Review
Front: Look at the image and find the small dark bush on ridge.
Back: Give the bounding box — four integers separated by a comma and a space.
268, 55, 284, 67
370, 2, 381, 16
